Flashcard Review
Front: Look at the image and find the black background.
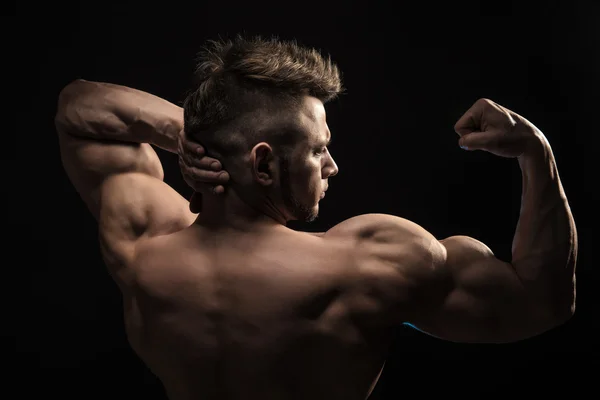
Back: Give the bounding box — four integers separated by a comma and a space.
10, 1, 596, 398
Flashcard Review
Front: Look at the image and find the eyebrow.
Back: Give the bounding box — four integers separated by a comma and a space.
316, 138, 332, 149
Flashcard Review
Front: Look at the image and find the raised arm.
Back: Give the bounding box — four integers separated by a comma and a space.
335, 99, 576, 343
55, 80, 233, 290
55, 79, 183, 216
55, 79, 229, 213
407, 99, 577, 343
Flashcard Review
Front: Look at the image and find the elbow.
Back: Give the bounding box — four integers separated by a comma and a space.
531, 304, 574, 340
498, 290, 575, 343
55, 79, 89, 133
531, 292, 576, 336
497, 303, 574, 344
57, 79, 88, 109
521, 267, 577, 338
551, 294, 576, 327
548, 273, 577, 328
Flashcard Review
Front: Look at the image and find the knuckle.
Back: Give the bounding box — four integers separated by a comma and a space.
214, 171, 226, 180
185, 143, 196, 153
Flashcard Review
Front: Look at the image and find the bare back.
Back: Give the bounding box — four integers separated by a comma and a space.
118, 225, 394, 400
58, 80, 575, 400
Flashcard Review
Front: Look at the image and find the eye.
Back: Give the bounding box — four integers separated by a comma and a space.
314, 146, 327, 155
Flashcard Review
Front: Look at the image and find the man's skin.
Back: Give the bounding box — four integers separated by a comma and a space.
55, 79, 577, 400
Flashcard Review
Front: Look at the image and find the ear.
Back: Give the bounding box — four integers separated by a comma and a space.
250, 142, 276, 186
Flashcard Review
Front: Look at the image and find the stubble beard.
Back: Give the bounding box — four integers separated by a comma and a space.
279, 156, 318, 223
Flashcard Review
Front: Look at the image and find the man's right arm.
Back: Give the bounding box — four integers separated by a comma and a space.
410, 136, 576, 343
332, 132, 576, 343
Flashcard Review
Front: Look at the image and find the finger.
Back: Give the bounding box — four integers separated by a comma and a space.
190, 156, 223, 171
213, 185, 225, 194
183, 135, 205, 156
458, 131, 498, 151
178, 156, 190, 171
184, 168, 230, 183
179, 154, 214, 174
454, 98, 491, 136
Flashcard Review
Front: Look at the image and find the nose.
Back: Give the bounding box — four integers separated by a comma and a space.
324, 152, 339, 178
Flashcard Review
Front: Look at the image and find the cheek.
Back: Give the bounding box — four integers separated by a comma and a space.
288, 155, 321, 190
310, 165, 322, 193
295, 162, 321, 194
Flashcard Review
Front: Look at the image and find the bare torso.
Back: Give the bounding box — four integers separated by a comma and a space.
110, 224, 395, 400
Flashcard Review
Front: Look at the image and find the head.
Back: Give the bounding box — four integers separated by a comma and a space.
183, 35, 342, 223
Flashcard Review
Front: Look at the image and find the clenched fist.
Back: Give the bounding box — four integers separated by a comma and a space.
454, 98, 547, 158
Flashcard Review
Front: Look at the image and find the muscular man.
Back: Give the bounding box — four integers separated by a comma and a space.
55, 35, 577, 400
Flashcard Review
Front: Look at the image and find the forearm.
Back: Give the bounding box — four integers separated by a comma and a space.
511, 133, 577, 318
55, 79, 182, 153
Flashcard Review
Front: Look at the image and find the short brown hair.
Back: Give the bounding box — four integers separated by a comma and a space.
183, 34, 343, 160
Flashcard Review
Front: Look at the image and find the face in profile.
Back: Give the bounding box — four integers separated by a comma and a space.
278, 97, 338, 222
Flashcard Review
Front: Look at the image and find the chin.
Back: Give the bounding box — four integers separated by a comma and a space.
305, 213, 318, 223
307, 205, 319, 222
293, 203, 319, 223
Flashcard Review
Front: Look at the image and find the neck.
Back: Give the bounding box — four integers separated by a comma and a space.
194, 188, 288, 231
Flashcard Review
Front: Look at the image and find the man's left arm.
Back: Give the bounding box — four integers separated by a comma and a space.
55, 79, 184, 218
55, 79, 208, 290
